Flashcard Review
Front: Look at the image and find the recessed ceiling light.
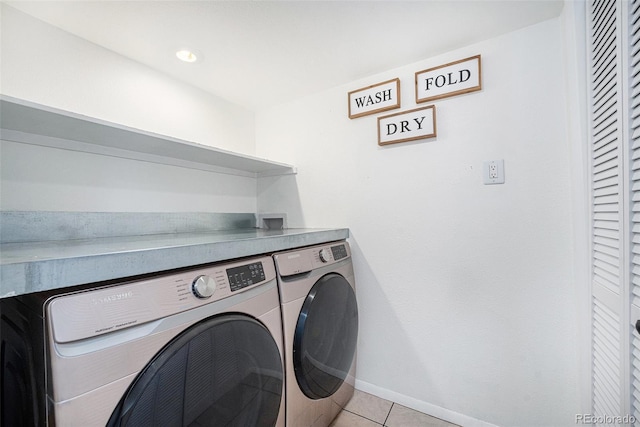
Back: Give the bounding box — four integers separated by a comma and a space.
176, 49, 198, 63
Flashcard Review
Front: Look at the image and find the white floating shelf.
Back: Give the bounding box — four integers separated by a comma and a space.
0, 96, 296, 178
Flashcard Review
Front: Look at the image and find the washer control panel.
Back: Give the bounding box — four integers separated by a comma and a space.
227, 261, 266, 292
274, 241, 351, 277
47, 256, 276, 343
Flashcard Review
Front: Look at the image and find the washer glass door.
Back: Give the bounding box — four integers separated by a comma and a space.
293, 273, 358, 399
108, 314, 283, 427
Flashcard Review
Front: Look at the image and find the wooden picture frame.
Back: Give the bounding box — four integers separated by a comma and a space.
415, 55, 482, 103
348, 78, 401, 119
377, 105, 436, 146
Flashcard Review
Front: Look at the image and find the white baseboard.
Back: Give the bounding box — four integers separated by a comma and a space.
354, 379, 499, 427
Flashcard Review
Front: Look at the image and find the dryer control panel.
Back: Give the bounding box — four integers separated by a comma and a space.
47, 256, 277, 343
274, 241, 351, 277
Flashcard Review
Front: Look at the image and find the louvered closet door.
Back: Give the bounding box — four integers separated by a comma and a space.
629, 0, 640, 420
589, 0, 627, 420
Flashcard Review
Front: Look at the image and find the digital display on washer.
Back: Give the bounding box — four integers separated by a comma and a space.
331, 244, 348, 261
227, 262, 265, 292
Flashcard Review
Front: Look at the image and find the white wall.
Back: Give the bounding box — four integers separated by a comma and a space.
0, 140, 257, 212
0, 4, 257, 213
257, 17, 581, 427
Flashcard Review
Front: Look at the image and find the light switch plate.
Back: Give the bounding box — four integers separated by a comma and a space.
483, 159, 505, 185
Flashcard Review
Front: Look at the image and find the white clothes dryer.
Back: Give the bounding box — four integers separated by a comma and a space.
273, 241, 358, 427
0, 255, 285, 426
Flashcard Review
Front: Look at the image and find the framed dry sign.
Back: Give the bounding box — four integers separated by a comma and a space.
415, 55, 482, 103
348, 78, 400, 119
378, 105, 436, 146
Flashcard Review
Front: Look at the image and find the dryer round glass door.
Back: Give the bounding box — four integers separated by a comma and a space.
293, 273, 358, 400
107, 314, 283, 427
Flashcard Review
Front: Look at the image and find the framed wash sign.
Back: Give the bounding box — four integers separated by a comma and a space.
377, 105, 436, 146
348, 78, 401, 119
415, 55, 482, 103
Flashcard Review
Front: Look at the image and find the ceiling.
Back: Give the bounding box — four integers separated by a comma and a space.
5, 0, 564, 111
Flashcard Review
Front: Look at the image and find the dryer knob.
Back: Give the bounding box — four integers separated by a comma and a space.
319, 248, 331, 263
192, 275, 216, 299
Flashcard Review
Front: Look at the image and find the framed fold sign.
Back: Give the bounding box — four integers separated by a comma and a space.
415, 55, 482, 103
348, 78, 400, 119
377, 105, 436, 146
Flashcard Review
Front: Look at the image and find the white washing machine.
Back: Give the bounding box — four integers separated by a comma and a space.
273, 241, 358, 427
0, 255, 285, 426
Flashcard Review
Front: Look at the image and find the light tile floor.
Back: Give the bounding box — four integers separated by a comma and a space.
330, 390, 460, 427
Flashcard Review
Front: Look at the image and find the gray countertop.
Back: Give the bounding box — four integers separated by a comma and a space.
0, 227, 349, 298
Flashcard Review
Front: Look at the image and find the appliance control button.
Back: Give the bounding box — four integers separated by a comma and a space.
319, 248, 331, 263
192, 275, 216, 299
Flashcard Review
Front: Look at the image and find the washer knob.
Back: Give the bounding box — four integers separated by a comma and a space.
319, 248, 331, 263
192, 275, 216, 299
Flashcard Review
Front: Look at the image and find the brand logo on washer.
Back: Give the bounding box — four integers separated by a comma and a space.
92, 290, 134, 305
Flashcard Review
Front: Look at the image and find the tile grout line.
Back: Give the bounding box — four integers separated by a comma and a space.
345, 391, 460, 427
342, 408, 385, 426
382, 402, 394, 427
